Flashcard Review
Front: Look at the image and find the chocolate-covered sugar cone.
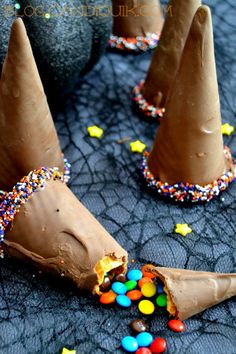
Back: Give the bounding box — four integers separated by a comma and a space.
4, 179, 127, 294
144, 265, 236, 321
0, 18, 64, 191
133, 0, 201, 119
109, 0, 164, 51
141, 6, 236, 203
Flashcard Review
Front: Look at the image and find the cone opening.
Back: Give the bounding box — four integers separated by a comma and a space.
94, 254, 127, 295
140, 147, 236, 203
132, 80, 165, 119
143, 264, 177, 317
108, 33, 160, 52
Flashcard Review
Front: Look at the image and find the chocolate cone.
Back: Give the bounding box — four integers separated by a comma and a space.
4, 180, 128, 294
142, 0, 201, 107
112, 0, 164, 37
144, 265, 236, 320
0, 19, 64, 191
148, 6, 227, 186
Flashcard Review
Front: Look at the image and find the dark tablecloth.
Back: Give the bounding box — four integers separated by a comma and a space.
0, 0, 236, 353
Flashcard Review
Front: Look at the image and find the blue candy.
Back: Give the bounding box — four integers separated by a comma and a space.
116, 295, 131, 308
157, 283, 164, 294
136, 332, 153, 347
121, 336, 139, 352
127, 269, 143, 281
111, 282, 127, 295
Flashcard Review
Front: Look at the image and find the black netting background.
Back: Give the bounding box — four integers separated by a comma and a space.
0, 0, 236, 353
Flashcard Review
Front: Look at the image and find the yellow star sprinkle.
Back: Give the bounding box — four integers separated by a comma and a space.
61, 348, 76, 354
87, 125, 104, 139
130, 140, 146, 154
221, 123, 234, 136
175, 224, 192, 237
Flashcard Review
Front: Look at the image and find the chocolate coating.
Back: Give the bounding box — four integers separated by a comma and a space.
4, 180, 128, 294
144, 265, 236, 321
130, 319, 148, 333
142, 0, 201, 107
0, 19, 64, 191
148, 6, 226, 186
112, 0, 164, 38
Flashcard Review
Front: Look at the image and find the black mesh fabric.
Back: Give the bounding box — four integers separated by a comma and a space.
0, 0, 236, 353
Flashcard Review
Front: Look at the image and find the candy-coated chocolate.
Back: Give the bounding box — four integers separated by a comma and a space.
111, 282, 127, 295
168, 319, 185, 332
130, 319, 148, 333
115, 273, 127, 283
156, 294, 167, 307
157, 284, 164, 294
138, 300, 155, 315
136, 332, 153, 347
141, 266, 156, 279
100, 277, 111, 292
135, 348, 152, 354
138, 277, 153, 289
125, 280, 138, 291
116, 294, 132, 308
121, 336, 139, 352
100, 291, 117, 305
141, 283, 157, 298
127, 269, 143, 281
127, 290, 142, 301
150, 338, 167, 353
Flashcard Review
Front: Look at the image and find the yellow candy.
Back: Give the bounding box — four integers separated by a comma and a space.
138, 299, 155, 315
141, 282, 157, 298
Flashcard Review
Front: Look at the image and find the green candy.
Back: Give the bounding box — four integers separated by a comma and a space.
156, 294, 167, 307
125, 280, 137, 291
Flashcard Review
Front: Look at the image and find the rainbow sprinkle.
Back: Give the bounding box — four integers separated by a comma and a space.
140, 147, 236, 203
108, 33, 160, 52
0, 159, 71, 258
132, 80, 165, 120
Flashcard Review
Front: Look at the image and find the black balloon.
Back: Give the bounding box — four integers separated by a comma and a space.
0, 0, 112, 102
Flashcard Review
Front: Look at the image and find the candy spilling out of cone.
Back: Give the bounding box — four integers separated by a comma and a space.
109, 0, 164, 51
140, 5, 236, 202
0, 19, 128, 293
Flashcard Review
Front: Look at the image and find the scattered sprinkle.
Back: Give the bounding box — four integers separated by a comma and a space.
222, 123, 234, 136
108, 32, 160, 52
130, 140, 146, 154
175, 224, 192, 237
87, 125, 104, 139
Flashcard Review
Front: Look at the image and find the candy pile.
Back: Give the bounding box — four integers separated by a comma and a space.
99, 266, 185, 353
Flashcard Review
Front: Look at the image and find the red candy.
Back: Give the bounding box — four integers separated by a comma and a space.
127, 290, 142, 301
136, 348, 152, 354
150, 338, 167, 354
168, 319, 185, 333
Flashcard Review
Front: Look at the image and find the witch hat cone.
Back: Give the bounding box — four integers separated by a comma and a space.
133, 0, 201, 119
141, 6, 236, 202
0, 19, 64, 191
110, 0, 164, 51
144, 265, 236, 320
3, 178, 127, 294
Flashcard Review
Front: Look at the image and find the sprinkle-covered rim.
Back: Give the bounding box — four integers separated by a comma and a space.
132, 80, 165, 120
108, 33, 160, 52
0, 158, 71, 258
140, 147, 236, 203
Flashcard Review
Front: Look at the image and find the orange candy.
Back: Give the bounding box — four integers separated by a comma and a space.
100, 291, 117, 305
141, 266, 156, 280
138, 277, 153, 289
126, 290, 142, 301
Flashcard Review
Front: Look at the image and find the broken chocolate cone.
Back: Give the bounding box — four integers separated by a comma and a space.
4, 179, 128, 294
144, 265, 236, 321
0, 18, 64, 191
148, 6, 228, 186
112, 0, 164, 38
142, 0, 201, 108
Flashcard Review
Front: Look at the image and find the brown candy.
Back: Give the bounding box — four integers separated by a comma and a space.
100, 277, 112, 292
115, 274, 127, 283
130, 319, 148, 333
